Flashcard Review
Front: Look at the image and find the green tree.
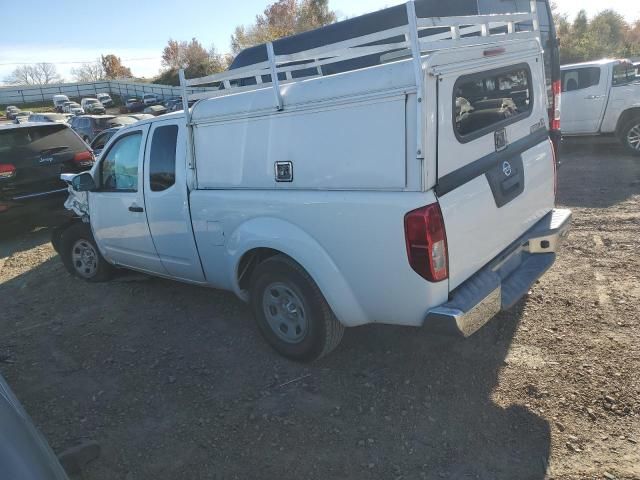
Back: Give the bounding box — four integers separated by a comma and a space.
231, 0, 337, 54
554, 9, 640, 64
157, 38, 231, 86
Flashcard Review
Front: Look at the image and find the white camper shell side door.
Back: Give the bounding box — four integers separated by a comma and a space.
431, 43, 556, 290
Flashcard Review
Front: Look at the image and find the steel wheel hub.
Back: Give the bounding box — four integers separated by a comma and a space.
262, 282, 308, 344
628, 124, 640, 151
71, 239, 98, 279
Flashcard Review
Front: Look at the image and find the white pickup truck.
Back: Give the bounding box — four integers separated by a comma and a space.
54, 2, 571, 361
561, 59, 640, 155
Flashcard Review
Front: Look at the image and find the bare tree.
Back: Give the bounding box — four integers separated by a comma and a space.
71, 61, 105, 82
4, 62, 63, 85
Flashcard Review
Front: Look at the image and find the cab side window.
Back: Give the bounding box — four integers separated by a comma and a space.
149, 125, 178, 192
100, 132, 142, 192
561, 67, 600, 92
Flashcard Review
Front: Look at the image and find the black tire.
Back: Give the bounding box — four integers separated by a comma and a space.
249, 255, 345, 362
59, 222, 113, 282
620, 118, 640, 156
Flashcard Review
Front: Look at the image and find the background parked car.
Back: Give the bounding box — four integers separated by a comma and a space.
89, 126, 122, 157
0, 122, 94, 222
123, 113, 154, 121
13, 111, 33, 124
106, 115, 141, 127
69, 106, 85, 116
28, 113, 72, 124
62, 102, 78, 113
69, 115, 116, 142
120, 97, 145, 113
0, 372, 70, 480
52, 94, 70, 113
143, 104, 167, 116
5, 106, 21, 119
96, 93, 114, 107
142, 93, 159, 105
80, 98, 106, 115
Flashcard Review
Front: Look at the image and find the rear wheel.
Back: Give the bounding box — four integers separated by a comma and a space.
621, 118, 640, 156
60, 223, 113, 282
249, 255, 344, 362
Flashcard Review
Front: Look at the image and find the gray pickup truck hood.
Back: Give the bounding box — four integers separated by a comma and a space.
0, 375, 69, 480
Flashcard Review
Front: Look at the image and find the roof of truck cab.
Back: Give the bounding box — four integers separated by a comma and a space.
561, 59, 622, 69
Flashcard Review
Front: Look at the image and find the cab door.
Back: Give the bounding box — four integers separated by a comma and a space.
89, 125, 166, 274
561, 66, 607, 134
143, 120, 205, 283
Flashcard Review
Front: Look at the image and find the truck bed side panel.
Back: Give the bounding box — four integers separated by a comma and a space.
194, 96, 408, 191
189, 190, 449, 327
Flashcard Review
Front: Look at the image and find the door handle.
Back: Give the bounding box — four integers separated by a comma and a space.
129, 205, 144, 213
585, 95, 604, 100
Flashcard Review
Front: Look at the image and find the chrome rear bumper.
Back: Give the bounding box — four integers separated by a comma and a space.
424, 208, 572, 337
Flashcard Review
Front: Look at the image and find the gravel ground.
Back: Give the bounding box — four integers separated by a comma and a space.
0, 139, 638, 480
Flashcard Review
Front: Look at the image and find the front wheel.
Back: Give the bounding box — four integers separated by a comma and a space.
59, 222, 113, 282
249, 255, 345, 362
621, 119, 640, 156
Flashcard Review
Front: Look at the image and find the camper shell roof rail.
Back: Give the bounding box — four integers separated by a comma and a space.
178, 0, 540, 159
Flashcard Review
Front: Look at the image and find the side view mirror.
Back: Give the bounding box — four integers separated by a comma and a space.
72, 172, 97, 192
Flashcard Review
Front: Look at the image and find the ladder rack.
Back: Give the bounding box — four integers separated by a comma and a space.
179, 0, 540, 159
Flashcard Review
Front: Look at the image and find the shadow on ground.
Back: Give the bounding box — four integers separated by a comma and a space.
558, 138, 640, 208
1, 249, 549, 479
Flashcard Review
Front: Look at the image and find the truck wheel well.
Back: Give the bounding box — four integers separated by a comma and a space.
237, 248, 285, 291
616, 108, 640, 137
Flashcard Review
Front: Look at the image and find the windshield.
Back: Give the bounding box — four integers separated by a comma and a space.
613, 62, 637, 86
86, 99, 100, 104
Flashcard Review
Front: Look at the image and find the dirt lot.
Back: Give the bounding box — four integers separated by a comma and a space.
0, 139, 638, 480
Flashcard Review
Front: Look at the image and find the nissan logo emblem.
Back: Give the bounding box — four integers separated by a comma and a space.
502, 161, 513, 177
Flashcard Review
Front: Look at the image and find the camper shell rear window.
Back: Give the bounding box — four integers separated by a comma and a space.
453, 63, 534, 143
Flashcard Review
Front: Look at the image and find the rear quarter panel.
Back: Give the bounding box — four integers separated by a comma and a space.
189, 190, 449, 327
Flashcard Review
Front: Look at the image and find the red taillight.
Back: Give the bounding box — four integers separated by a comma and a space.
0, 164, 16, 179
404, 203, 449, 282
73, 151, 95, 167
551, 80, 561, 131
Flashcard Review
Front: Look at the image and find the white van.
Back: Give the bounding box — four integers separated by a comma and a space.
52, 94, 69, 113
57, 2, 571, 361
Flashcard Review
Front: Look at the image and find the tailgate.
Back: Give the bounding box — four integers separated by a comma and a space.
435, 54, 555, 290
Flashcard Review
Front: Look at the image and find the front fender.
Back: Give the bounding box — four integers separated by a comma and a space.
226, 217, 369, 328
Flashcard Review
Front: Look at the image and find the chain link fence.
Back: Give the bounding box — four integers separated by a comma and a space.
0, 80, 215, 106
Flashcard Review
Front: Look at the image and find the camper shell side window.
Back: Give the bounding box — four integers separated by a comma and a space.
453, 63, 534, 143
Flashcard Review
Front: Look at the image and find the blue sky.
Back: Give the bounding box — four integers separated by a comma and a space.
1, 0, 638, 81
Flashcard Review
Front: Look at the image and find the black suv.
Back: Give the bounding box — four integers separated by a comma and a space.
0, 123, 94, 222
